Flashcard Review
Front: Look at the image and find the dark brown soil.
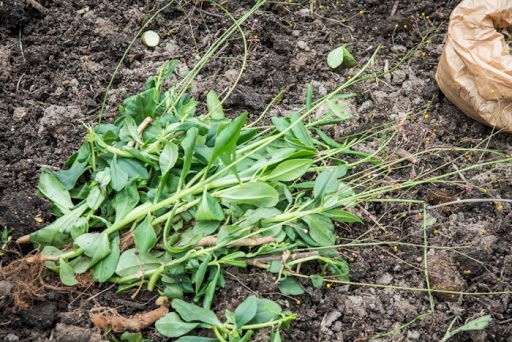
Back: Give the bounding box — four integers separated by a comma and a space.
1, 0, 511, 341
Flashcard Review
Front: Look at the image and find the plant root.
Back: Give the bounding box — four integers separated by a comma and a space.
90, 304, 168, 332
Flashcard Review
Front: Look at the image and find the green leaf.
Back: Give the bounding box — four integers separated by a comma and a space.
202, 265, 220, 310
327, 45, 345, 69
160, 142, 179, 175
29, 203, 89, 248
216, 225, 243, 246
110, 155, 129, 191
119, 115, 143, 144
171, 299, 222, 327
290, 112, 313, 147
133, 214, 157, 253
38, 168, 74, 214
112, 178, 140, 224
92, 233, 120, 282
155, 312, 200, 338
234, 295, 258, 328
116, 249, 162, 277
209, 112, 247, 177
121, 88, 157, 123
278, 277, 304, 295
327, 44, 356, 69
117, 157, 149, 179
179, 127, 198, 190
194, 256, 211, 294
342, 45, 357, 68
216, 182, 278, 207
247, 298, 282, 324
195, 190, 225, 221
302, 214, 335, 246
120, 332, 152, 342
323, 209, 362, 223
311, 274, 324, 288
59, 259, 78, 286
264, 159, 312, 182
313, 167, 339, 199
86, 185, 106, 210
207, 89, 224, 120
54, 142, 91, 190
74, 233, 111, 267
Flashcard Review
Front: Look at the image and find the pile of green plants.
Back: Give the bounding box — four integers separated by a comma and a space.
24, 56, 379, 340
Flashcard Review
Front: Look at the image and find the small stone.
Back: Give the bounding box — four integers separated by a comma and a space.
377, 273, 393, 285
13, 107, 28, 121
3, 333, 19, 342
291, 30, 301, 37
407, 330, 421, 340
297, 40, 308, 50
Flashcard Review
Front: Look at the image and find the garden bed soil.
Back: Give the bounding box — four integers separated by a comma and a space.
1, 0, 511, 341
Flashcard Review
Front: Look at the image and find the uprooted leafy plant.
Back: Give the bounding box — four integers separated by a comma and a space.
17, 57, 381, 340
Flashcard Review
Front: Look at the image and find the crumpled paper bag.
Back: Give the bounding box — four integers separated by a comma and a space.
436, 0, 512, 133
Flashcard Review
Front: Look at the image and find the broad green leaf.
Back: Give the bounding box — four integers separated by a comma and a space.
116, 249, 162, 277
247, 298, 282, 324
119, 115, 143, 144
93, 233, 120, 282
155, 312, 200, 338
160, 142, 179, 175
110, 155, 129, 191
74, 233, 111, 266
171, 299, 222, 327
313, 167, 339, 199
311, 274, 324, 288
206, 90, 224, 120
121, 88, 158, 123
323, 209, 362, 223
264, 159, 311, 182
195, 190, 224, 221
302, 214, 335, 246
271, 117, 292, 136
94, 168, 111, 189
38, 168, 74, 214
278, 277, 304, 295
112, 178, 140, 224
209, 112, 247, 169
59, 259, 78, 286
327, 45, 344, 69
328, 44, 355, 69
133, 214, 157, 253
55, 142, 91, 190
117, 157, 149, 179
234, 295, 258, 328
290, 112, 313, 147
244, 207, 281, 226
120, 332, 151, 342
29, 203, 89, 248
216, 182, 278, 207
86, 185, 106, 210
193, 221, 220, 236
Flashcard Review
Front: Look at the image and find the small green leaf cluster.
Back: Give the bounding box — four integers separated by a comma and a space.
30, 61, 363, 338
155, 296, 295, 341
327, 44, 357, 69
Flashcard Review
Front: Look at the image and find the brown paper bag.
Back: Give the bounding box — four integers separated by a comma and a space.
436, 0, 512, 133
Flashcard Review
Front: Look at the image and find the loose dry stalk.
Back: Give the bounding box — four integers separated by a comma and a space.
246, 251, 320, 266
194, 235, 275, 247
